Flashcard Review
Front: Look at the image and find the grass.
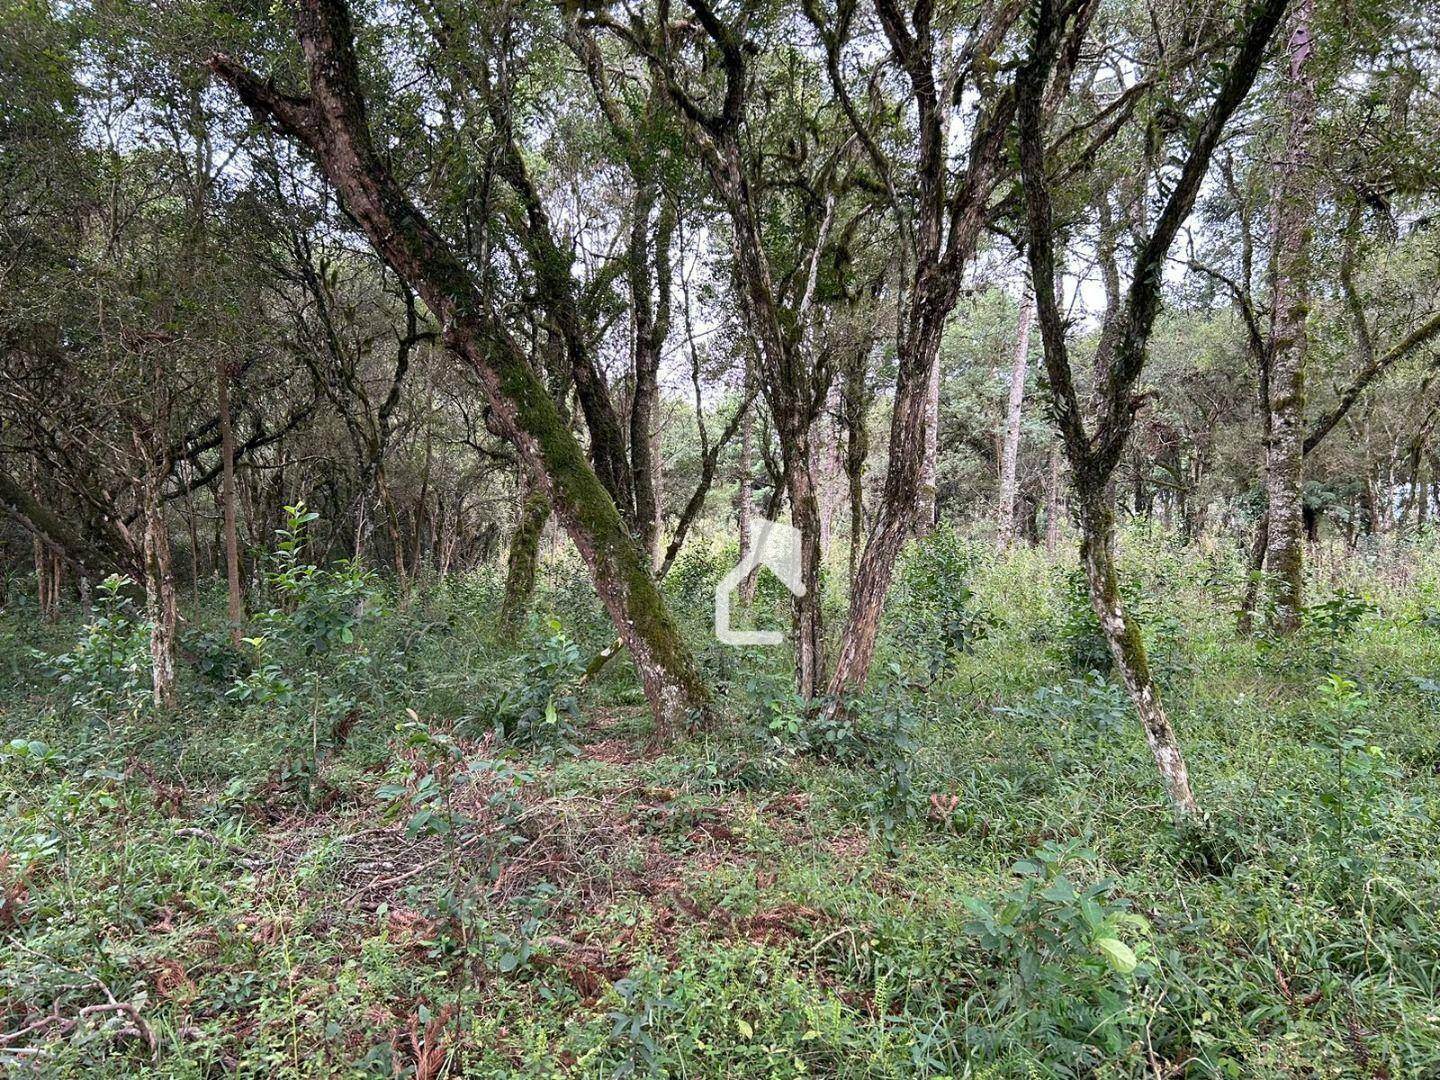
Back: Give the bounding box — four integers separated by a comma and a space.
2, 525, 1439, 1077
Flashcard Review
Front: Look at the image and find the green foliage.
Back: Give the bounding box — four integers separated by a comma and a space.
603, 957, 678, 1078
1057, 568, 1180, 679
5, 538, 1440, 1077
260, 502, 379, 657
1000, 673, 1132, 743
1313, 673, 1393, 892
961, 842, 1157, 1069
229, 505, 380, 707
471, 616, 584, 756
894, 527, 997, 677
854, 672, 928, 848
41, 575, 150, 722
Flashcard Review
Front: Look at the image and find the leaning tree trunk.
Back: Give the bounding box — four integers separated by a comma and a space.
1262, 0, 1317, 633
1077, 486, 1198, 816
500, 470, 552, 631
217, 358, 245, 647
210, 0, 711, 731
997, 289, 1036, 550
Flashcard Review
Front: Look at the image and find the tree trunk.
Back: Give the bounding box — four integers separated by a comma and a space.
917, 347, 942, 535
375, 462, 409, 586
1262, 0, 1317, 633
211, 2, 711, 731
736, 372, 754, 594
217, 358, 245, 648
996, 288, 1036, 550
787, 440, 826, 699
827, 298, 960, 704
35, 537, 61, 621
1045, 442, 1063, 555
1, 471, 136, 581
841, 341, 870, 586
1237, 510, 1268, 634
500, 470, 552, 631
138, 448, 178, 710
629, 180, 673, 565
1078, 487, 1198, 816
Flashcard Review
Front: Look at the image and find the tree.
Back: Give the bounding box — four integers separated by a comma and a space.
996, 288, 1036, 550
210, 0, 711, 731
1262, 0, 1319, 632
1016, 0, 1291, 817
809, 0, 1028, 706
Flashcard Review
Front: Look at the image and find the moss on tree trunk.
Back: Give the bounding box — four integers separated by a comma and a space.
500, 474, 551, 632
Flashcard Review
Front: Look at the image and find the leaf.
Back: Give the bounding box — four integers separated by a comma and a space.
1040, 875, 1076, 903
735, 1018, 753, 1039
1095, 937, 1138, 974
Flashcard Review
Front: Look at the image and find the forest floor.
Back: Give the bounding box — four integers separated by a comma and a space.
2, 530, 1440, 1077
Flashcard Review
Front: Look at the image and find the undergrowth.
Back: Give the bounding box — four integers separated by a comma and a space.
1, 522, 1438, 1076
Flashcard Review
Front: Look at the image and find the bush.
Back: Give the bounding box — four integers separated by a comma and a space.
1057, 568, 1181, 679
960, 841, 1157, 1069
469, 616, 584, 756
42, 574, 150, 722
893, 527, 996, 677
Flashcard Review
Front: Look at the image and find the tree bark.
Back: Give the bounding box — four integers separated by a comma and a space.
1045, 442, 1063, 555
1262, 0, 1317, 633
917, 345, 942, 535
841, 344, 870, 585
1, 471, 137, 580
828, 311, 955, 702
736, 366, 755, 597
1237, 510, 1268, 635
217, 358, 244, 648
1078, 490, 1198, 816
787, 438, 826, 698
628, 180, 673, 565
821, 7, 1016, 704
996, 289, 1036, 550
35, 538, 61, 621
137, 439, 178, 710
209, 0, 711, 731
500, 470, 551, 631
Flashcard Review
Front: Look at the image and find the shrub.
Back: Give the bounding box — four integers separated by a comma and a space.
960, 841, 1157, 1069
42, 574, 150, 722
893, 527, 996, 677
469, 617, 583, 756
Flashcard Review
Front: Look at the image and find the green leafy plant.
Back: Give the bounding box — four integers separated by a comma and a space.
605, 957, 677, 1078
43, 574, 150, 722
961, 841, 1156, 1068
261, 502, 379, 656
895, 527, 996, 677
1313, 673, 1391, 892
473, 617, 583, 758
